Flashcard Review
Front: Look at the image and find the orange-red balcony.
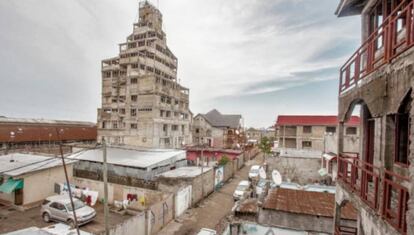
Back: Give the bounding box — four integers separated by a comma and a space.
339, 0, 414, 95
337, 154, 409, 234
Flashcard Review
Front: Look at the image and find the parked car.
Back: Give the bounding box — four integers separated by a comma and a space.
41, 195, 96, 226
248, 165, 261, 179
197, 228, 217, 235
255, 179, 268, 196
233, 180, 251, 201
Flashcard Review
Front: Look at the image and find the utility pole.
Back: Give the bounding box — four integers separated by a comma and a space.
201, 146, 205, 198
56, 128, 80, 235
103, 139, 109, 235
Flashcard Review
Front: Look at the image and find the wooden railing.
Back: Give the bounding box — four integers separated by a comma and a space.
337, 154, 409, 234
335, 225, 358, 235
382, 170, 410, 234
339, 0, 414, 95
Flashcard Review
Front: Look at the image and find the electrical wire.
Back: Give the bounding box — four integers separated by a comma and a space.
0, 145, 101, 175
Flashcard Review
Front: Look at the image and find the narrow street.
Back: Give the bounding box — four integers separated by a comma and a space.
158, 153, 263, 235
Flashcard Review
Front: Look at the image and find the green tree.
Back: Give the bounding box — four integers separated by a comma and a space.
218, 155, 230, 165
258, 136, 272, 161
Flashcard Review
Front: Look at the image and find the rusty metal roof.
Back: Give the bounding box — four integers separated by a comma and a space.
0, 120, 97, 143
237, 199, 258, 214
262, 188, 357, 220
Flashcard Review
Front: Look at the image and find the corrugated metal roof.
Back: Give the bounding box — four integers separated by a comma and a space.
0, 117, 95, 126
69, 147, 186, 169
0, 153, 77, 177
157, 166, 212, 178
276, 115, 360, 126
0, 119, 97, 142
262, 188, 357, 220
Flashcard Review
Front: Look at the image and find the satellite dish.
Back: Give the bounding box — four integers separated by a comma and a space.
272, 170, 282, 186
259, 167, 266, 179
235, 130, 239, 135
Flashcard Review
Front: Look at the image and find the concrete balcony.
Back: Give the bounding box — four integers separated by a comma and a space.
337, 154, 410, 234
339, 1, 414, 96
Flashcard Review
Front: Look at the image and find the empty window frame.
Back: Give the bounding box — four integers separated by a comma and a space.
326, 126, 336, 133
131, 109, 137, 117
302, 141, 312, 148
346, 127, 357, 135
303, 126, 312, 133
130, 78, 138, 84
395, 114, 410, 165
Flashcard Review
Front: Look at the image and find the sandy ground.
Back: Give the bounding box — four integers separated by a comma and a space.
157, 153, 263, 235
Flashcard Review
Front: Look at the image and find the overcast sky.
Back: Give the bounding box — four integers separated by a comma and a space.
0, 0, 360, 128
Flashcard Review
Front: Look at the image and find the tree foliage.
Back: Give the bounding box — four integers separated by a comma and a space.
258, 136, 272, 155
218, 155, 230, 165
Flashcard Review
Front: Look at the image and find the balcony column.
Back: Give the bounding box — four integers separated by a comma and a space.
333, 202, 342, 234
408, 90, 414, 235
337, 122, 345, 154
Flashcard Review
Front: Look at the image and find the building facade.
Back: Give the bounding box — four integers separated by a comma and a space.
0, 153, 75, 209
275, 115, 360, 154
334, 0, 414, 234
192, 109, 244, 149
97, 2, 191, 149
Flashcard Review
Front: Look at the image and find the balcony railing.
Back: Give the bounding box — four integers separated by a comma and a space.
382, 170, 410, 234
339, 1, 414, 95
335, 225, 357, 235
337, 154, 409, 234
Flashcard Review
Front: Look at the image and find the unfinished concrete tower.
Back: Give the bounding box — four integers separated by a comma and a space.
97, 1, 191, 149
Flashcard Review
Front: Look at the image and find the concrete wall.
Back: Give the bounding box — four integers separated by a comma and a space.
148, 193, 174, 234
157, 168, 214, 206
73, 177, 164, 205
267, 156, 321, 185
22, 164, 74, 206
74, 158, 187, 188
105, 211, 146, 235
258, 208, 355, 234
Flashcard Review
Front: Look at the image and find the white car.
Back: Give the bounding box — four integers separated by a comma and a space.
40, 195, 96, 226
197, 228, 217, 235
255, 179, 268, 196
233, 180, 251, 201
248, 165, 261, 179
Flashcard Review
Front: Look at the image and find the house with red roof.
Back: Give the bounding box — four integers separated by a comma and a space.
275, 115, 360, 153
274, 115, 360, 182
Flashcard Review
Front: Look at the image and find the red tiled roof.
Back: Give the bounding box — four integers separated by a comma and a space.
263, 188, 357, 220
276, 115, 360, 126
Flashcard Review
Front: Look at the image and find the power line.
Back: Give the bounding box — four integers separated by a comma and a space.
0, 146, 100, 175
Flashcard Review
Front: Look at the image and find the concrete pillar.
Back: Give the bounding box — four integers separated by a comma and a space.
338, 122, 345, 155
333, 202, 342, 234
407, 87, 414, 235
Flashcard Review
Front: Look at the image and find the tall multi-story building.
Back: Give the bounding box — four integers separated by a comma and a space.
97, 1, 191, 149
334, 0, 414, 234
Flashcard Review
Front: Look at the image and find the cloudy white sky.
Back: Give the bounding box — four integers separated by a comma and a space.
0, 0, 360, 128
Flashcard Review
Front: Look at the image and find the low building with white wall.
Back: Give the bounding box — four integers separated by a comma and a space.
0, 153, 76, 209
70, 146, 187, 189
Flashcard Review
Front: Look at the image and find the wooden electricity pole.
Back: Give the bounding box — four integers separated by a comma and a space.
103, 139, 109, 235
